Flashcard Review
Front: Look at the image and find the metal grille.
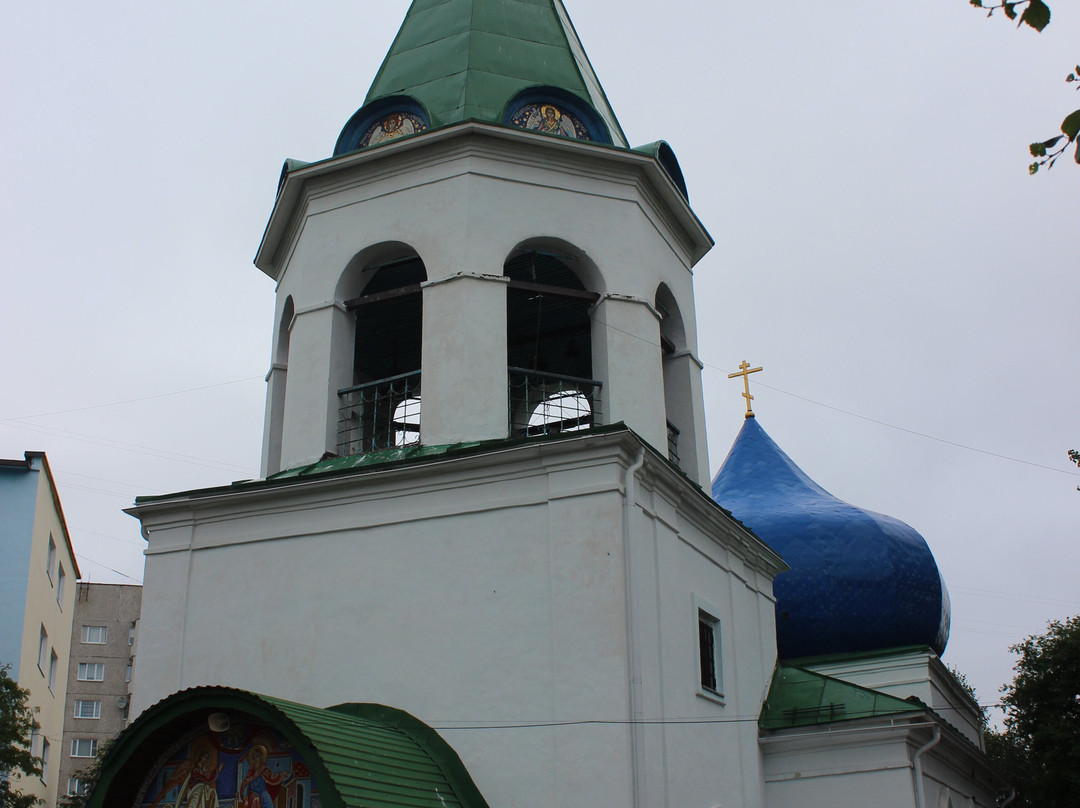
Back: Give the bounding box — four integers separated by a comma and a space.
508, 367, 601, 438
337, 371, 421, 455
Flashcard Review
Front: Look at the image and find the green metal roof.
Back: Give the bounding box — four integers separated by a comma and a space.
759, 663, 922, 731
360, 0, 627, 145
87, 687, 490, 808
133, 423, 631, 505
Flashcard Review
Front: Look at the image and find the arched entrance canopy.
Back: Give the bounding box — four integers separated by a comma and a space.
87, 686, 490, 808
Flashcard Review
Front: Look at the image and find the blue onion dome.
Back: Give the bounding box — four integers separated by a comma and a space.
711, 417, 950, 660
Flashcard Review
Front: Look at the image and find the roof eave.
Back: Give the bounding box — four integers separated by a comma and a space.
254, 121, 713, 279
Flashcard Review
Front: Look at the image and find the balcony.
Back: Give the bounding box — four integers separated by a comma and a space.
337, 371, 421, 455
508, 367, 601, 438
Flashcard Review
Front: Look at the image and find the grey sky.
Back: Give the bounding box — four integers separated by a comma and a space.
2, 0, 1076, 727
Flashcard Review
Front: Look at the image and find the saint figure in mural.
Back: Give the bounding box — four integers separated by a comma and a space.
147, 745, 222, 808
364, 111, 425, 146
239, 744, 294, 808
524, 104, 578, 139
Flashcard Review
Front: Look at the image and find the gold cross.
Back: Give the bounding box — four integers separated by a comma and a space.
728, 360, 763, 418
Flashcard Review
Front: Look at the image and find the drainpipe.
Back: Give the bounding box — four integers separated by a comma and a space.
622, 445, 647, 808
912, 725, 942, 808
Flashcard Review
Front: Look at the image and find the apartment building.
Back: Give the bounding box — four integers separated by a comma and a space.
57, 582, 141, 799
0, 451, 80, 807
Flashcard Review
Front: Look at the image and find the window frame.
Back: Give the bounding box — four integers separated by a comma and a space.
81, 625, 108, 644
56, 563, 66, 608
73, 699, 101, 719
37, 626, 49, 674
693, 596, 725, 704
68, 778, 91, 797
40, 738, 50, 783
70, 738, 97, 758
47, 535, 56, 583
77, 662, 105, 682
48, 649, 59, 692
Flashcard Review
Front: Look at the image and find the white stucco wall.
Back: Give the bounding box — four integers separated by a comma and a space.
131, 430, 780, 808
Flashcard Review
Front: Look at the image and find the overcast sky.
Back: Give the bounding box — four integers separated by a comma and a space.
2, 0, 1076, 726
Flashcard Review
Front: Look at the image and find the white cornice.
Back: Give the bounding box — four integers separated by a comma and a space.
255, 123, 713, 278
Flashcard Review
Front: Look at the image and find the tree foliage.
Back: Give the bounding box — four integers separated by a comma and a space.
986, 616, 1080, 807
1069, 448, 1079, 491
0, 665, 42, 808
969, 0, 1080, 172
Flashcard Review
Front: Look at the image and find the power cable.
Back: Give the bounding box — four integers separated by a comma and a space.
0, 376, 263, 421
589, 315, 1080, 480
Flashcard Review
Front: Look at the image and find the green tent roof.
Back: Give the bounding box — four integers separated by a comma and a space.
759, 663, 922, 731
87, 687, 490, 808
356, 0, 627, 145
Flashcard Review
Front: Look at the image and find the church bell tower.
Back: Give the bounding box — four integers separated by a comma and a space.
128, 4, 785, 807
256, 0, 714, 485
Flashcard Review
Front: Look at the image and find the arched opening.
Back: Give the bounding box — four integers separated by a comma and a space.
336, 249, 426, 454
655, 283, 689, 467
505, 246, 601, 437
264, 296, 293, 474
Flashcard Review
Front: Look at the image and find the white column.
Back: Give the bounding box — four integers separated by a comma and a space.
420, 274, 509, 445
592, 296, 667, 455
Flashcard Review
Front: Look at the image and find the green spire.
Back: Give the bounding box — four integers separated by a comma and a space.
363, 0, 627, 146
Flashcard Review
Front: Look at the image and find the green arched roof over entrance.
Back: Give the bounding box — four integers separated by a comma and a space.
87, 686, 490, 808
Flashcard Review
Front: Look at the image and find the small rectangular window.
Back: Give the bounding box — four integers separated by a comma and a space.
128, 625, 136, 646
47, 536, 56, 583
125, 662, 133, 683
68, 778, 90, 797
48, 650, 59, 692
41, 739, 50, 783
56, 564, 66, 608
74, 700, 101, 719
37, 626, 48, 673
697, 607, 723, 698
70, 738, 97, 758
81, 625, 108, 644
77, 663, 105, 682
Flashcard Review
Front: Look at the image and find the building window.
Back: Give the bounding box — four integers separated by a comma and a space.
48, 650, 59, 692
68, 778, 91, 797
81, 625, 107, 644
77, 663, 105, 682
697, 608, 722, 697
40, 739, 50, 783
47, 535, 56, 582
125, 662, 133, 683
70, 738, 97, 758
128, 625, 136, 646
74, 700, 101, 719
37, 626, 48, 673
56, 563, 66, 607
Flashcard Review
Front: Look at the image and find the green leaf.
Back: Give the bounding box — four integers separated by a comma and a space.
1019, 0, 1051, 31
1061, 109, 1080, 141
1030, 141, 1047, 157
1003, 2, 1018, 20
1075, 139, 1080, 164
1028, 162, 1039, 174
969, 0, 982, 6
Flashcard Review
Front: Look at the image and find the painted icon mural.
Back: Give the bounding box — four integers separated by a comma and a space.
135, 723, 318, 808
508, 103, 590, 140
360, 111, 427, 147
